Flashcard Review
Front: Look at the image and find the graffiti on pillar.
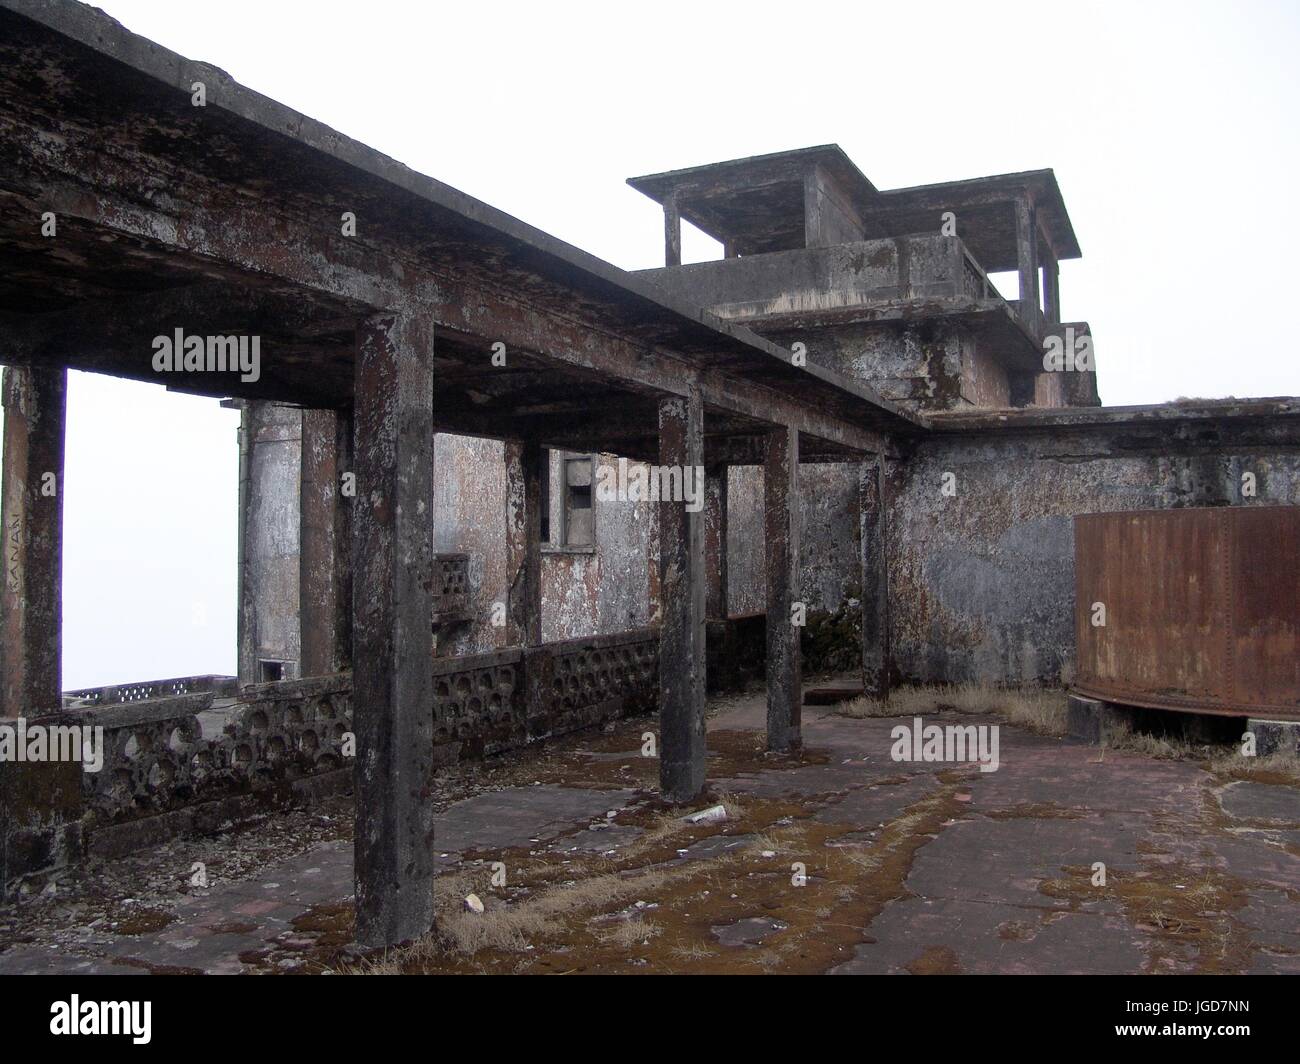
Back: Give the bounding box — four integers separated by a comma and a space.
5, 510, 21, 595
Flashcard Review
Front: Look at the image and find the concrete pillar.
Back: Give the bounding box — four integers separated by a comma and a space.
704, 464, 729, 622
860, 456, 889, 700
658, 388, 706, 802
765, 425, 801, 751
1043, 250, 1061, 326
1, 366, 66, 718
300, 408, 353, 676
1015, 195, 1040, 331
664, 193, 682, 268
504, 439, 544, 648
235, 402, 302, 683
351, 309, 436, 948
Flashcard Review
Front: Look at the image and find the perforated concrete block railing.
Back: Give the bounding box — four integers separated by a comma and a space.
63, 674, 240, 707
62, 630, 659, 830
71, 675, 352, 824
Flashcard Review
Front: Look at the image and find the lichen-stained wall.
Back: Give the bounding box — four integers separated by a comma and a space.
637, 238, 1020, 414
889, 422, 1300, 687
724, 462, 861, 618
960, 338, 1012, 409
433, 434, 508, 655
726, 467, 764, 615
256, 429, 657, 657
798, 464, 860, 609
763, 321, 984, 413
425, 441, 658, 649
637, 237, 962, 319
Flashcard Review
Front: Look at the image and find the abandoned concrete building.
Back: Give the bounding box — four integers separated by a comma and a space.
1, 0, 1297, 950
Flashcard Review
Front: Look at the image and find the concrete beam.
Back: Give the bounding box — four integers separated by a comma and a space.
351, 310, 436, 947
1, 366, 66, 718
765, 425, 801, 751
658, 389, 706, 802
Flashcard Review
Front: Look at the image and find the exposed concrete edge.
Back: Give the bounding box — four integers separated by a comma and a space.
1245, 719, 1300, 757
928, 398, 1300, 435
84, 768, 353, 863
1065, 694, 1127, 745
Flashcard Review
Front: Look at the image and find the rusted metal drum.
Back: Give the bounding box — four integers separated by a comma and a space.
1073, 506, 1300, 720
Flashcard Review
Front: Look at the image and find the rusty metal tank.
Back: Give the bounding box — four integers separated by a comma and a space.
1073, 506, 1300, 720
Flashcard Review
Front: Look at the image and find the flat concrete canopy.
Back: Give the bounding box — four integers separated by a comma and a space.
0, 1, 922, 463
629, 144, 1080, 273
628, 145, 880, 257
867, 170, 1081, 271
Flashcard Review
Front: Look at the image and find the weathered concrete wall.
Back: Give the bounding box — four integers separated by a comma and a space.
433, 434, 508, 654
888, 418, 1300, 687
726, 466, 764, 616
762, 320, 1008, 412
251, 427, 657, 655
543, 453, 656, 641
440, 445, 655, 647
637, 236, 964, 319
725, 461, 860, 619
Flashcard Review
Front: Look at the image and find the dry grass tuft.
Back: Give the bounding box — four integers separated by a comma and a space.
596, 916, 661, 949
669, 941, 715, 961
364, 865, 679, 971
837, 682, 1068, 736
715, 790, 747, 822
1207, 750, 1300, 786
1102, 722, 1203, 760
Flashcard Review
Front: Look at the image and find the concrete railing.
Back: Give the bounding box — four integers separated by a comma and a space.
4, 629, 662, 879
63, 674, 239, 706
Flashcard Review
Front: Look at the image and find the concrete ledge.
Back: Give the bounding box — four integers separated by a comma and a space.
1247, 718, 1300, 757
1066, 693, 1127, 745
85, 767, 352, 861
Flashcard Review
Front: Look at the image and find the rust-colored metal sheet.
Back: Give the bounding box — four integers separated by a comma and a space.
1073, 506, 1300, 720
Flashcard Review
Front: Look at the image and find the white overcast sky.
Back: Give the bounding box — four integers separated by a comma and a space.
6, 0, 1298, 687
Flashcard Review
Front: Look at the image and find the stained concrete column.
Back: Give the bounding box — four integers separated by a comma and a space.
765, 425, 801, 751
1015, 195, 1040, 331
658, 388, 706, 802
860, 455, 889, 700
351, 309, 436, 948
504, 439, 544, 648
664, 193, 682, 268
300, 408, 353, 676
235, 401, 303, 683
1042, 249, 1061, 326
1, 366, 66, 718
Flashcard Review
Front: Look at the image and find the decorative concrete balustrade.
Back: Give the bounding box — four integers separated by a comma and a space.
3, 629, 660, 878
63, 674, 240, 707
69, 675, 353, 830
